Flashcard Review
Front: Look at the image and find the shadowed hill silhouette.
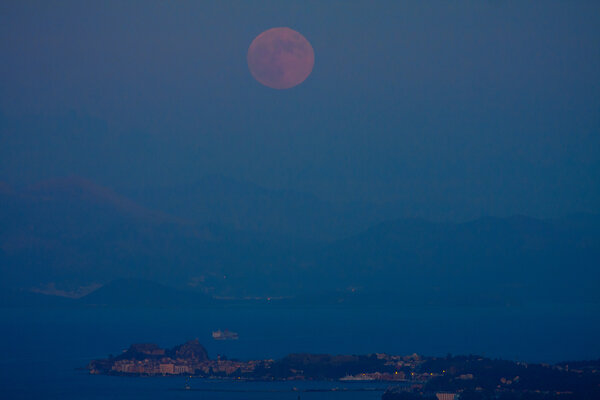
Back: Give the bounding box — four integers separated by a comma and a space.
126, 174, 393, 241
1, 176, 599, 307
78, 279, 215, 307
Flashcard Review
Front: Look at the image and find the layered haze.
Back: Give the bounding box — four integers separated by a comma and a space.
0, 1, 599, 372
1, 176, 598, 308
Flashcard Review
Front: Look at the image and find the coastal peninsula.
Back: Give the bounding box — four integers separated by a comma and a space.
88, 340, 600, 399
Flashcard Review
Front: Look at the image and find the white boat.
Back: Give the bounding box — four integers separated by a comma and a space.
212, 329, 239, 340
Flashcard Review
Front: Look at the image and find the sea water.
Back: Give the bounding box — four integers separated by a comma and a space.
0, 304, 599, 399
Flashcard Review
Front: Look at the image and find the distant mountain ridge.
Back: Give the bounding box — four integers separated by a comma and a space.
1, 279, 214, 308
303, 214, 600, 305
0, 177, 300, 297
22, 176, 177, 223
79, 279, 215, 307
125, 174, 395, 240
1, 176, 598, 307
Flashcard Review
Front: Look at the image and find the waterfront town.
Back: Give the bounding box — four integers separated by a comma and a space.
88, 339, 418, 380
89, 340, 267, 377
88, 340, 600, 399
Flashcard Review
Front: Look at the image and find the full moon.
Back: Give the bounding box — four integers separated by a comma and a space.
247, 27, 314, 90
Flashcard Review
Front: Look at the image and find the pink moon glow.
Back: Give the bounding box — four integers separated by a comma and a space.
247, 27, 315, 90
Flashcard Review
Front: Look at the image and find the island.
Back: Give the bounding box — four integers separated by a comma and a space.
88, 340, 600, 399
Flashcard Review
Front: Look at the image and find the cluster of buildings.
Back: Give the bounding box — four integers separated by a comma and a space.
89, 343, 600, 399
111, 359, 193, 375
108, 357, 270, 376
340, 371, 407, 381
91, 346, 434, 381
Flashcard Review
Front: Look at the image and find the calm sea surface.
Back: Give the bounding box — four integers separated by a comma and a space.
1, 304, 599, 399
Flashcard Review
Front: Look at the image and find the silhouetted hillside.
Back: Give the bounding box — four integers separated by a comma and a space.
305, 215, 600, 305
0, 177, 306, 297
126, 174, 394, 240
0, 287, 76, 308
78, 279, 214, 307
1, 177, 598, 307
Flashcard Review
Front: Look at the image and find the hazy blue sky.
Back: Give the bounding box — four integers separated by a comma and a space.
1, 1, 599, 220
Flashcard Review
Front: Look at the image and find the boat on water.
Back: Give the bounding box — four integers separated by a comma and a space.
212, 329, 239, 340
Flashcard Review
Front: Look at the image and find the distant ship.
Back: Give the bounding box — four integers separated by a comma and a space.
212, 329, 239, 340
